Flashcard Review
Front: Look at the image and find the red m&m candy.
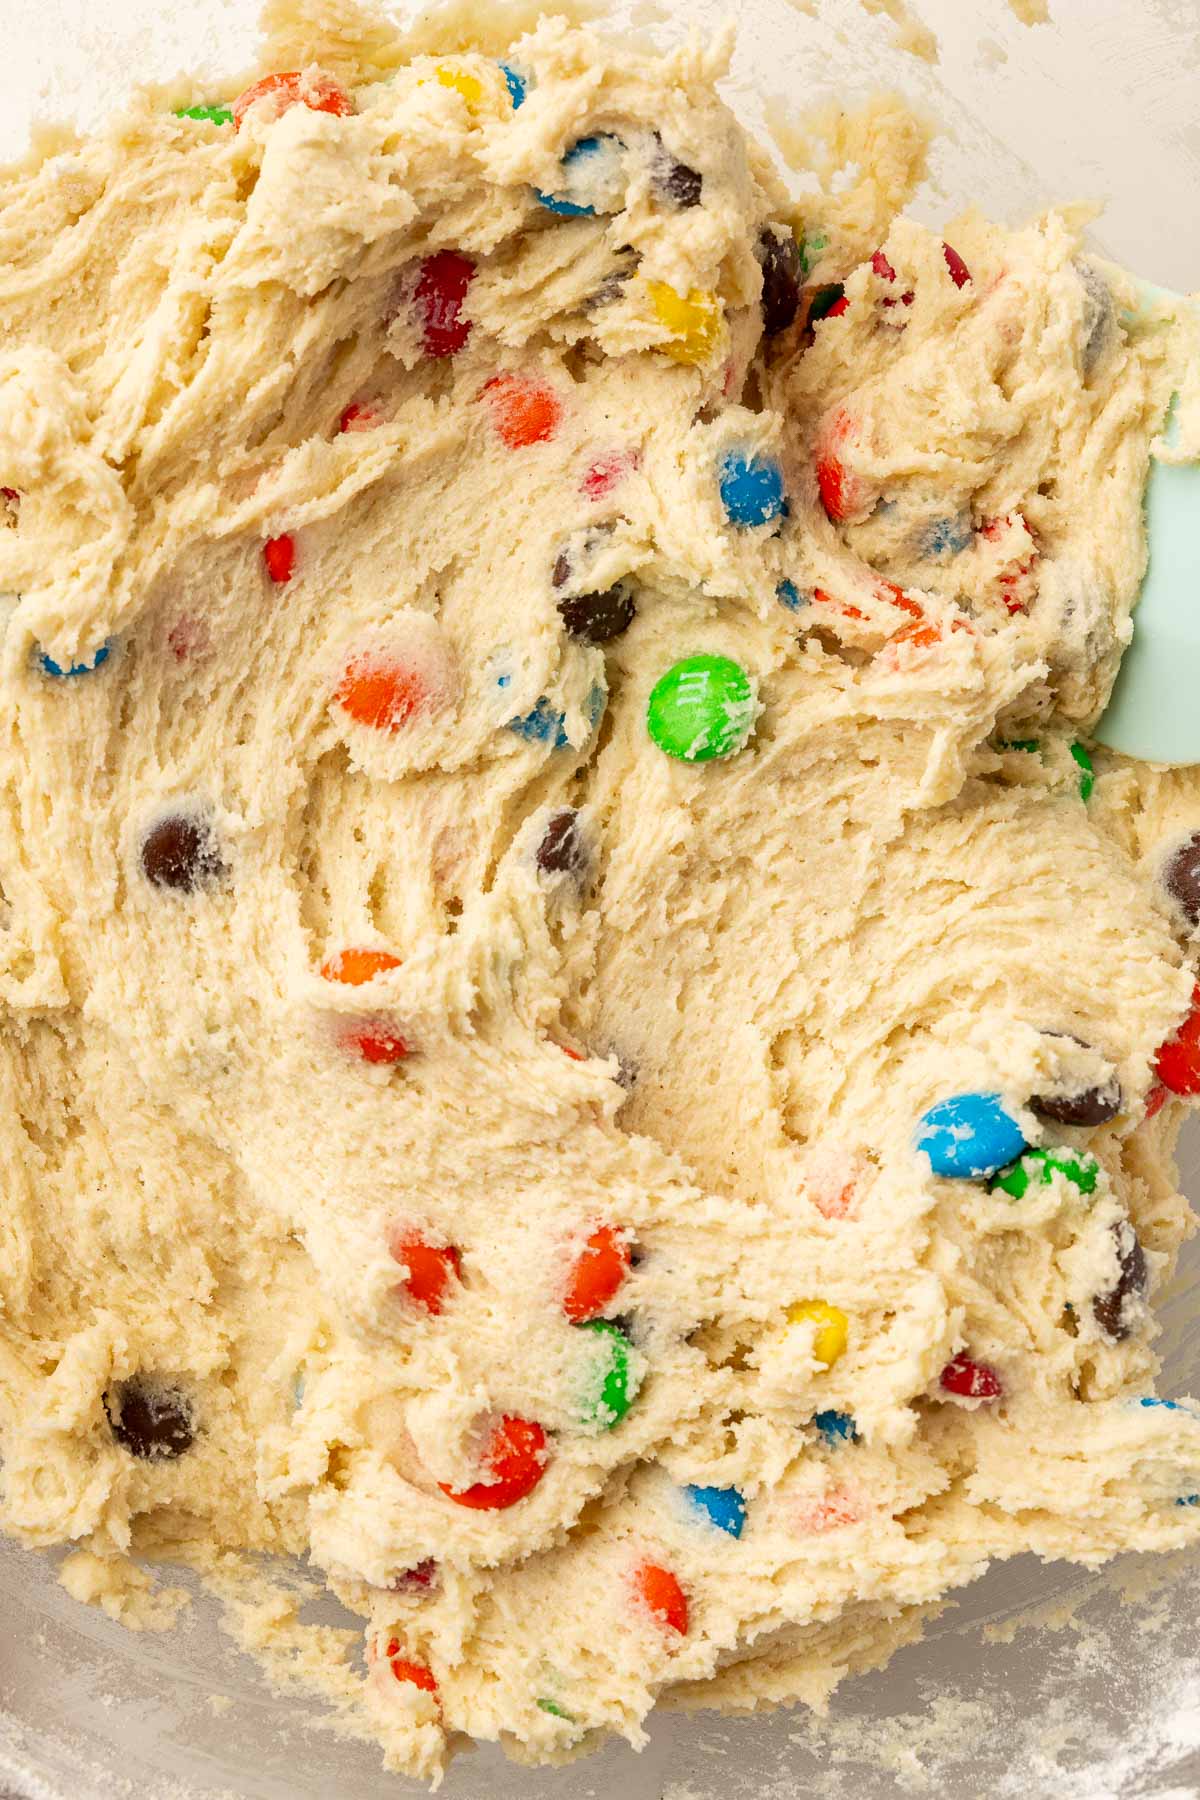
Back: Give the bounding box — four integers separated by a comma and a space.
340, 1020, 412, 1064
384, 1643, 439, 1696
1155, 985, 1200, 1095
339, 401, 380, 432
815, 408, 869, 524
940, 1352, 1001, 1400
942, 242, 972, 289
439, 1416, 549, 1509
264, 534, 295, 584
415, 251, 475, 358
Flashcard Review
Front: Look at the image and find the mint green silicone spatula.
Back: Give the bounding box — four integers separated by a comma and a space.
1094, 285, 1199, 765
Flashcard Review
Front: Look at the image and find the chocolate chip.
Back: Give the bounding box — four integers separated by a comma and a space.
106, 1379, 195, 1460
656, 154, 702, 209
140, 812, 227, 893
1031, 1032, 1122, 1126
556, 584, 636, 644
1163, 832, 1200, 926
1092, 1222, 1148, 1341
1030, 1080, 1122, 1128
758, 228, 803, 338
537, 809, 585, 876
552, 552, 572, 589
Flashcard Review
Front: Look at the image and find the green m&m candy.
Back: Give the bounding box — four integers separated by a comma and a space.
1070, 740, 1094, 801
992, 1146, 1100, 1201
175, 104, 234, 125
536, 1697, 574, 1720
646, 654, 757, 762
577, 1319, 641, 1430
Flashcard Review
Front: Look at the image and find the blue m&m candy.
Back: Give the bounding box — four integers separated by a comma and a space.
684, 1483, 746, 1537
777, 579, 806, 611
812, 1409, 858, 1445
718, 451, 787, 527
536, 135, 624, 217
508, 695, 569, 746
506, 684, 605, 751
921, 514, 973, 559
37, 641, 112, 678
916, 1093, 1027, 1180
499, 62, 526, 108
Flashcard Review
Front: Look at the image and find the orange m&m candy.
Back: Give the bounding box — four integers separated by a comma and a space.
482, 374, 563, 449
389, 1229, 462, 1315
632, 1562, 688, 1635
321, 948, 401, 986
562, 1225, 631, 1323
232, 70, 352, 132
333, 653, 428, 732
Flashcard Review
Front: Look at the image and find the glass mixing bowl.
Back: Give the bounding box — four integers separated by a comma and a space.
0, 1, 1197, 1793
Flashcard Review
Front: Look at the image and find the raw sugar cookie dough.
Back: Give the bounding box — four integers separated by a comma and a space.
1, 0, 1200, 1780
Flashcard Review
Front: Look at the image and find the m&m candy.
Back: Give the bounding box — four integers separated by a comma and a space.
939, 1353, 1001, 1400
992, 1146, 1099, 1200
757, 228, 803, 337
812, 1409, 858, 1445
439, 1416, 548, 1509
646, 654, 756, 763
632, 1562, 688, 1634
499, 62, 526, 108
536, 135, 625, 217
263, 534, 295, 583
916, 1094, 1027, 1180
786, 1300, 849, 1368
1155, 984, 1200, 1096
507, 696, 569, 748
1162, 832, 1200, 926
942, 242, 972, 288
334, 651, 429, 731
232, 70, 351, 132
718, 450, 787, 527
1030, 1041, 1121, 1126
808, 283, 847, 322
1092, 1221, 1148, 1341
38, 642, 111, 678
340, 1021, 411, 1064
557, 583, 636, 645
389, 1230, 461, 1315
483, 373, 562, 448
577, 1319, 640, 1430
321, 948, 401, 985
140, 812, 227, 893
562, 1225, 631, 1322
416, 251, 475, 358
175, 103, 233, 125
647, 281, 720, 365
683, 1483, 746, 1537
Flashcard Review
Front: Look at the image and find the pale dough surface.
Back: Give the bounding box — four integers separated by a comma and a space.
1, 0, 1199, 1781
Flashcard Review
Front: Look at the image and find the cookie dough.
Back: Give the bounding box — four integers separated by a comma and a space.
1, 0, 1199, 1781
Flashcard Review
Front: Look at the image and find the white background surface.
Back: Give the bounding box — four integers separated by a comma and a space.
0, 1, 1198, 1796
